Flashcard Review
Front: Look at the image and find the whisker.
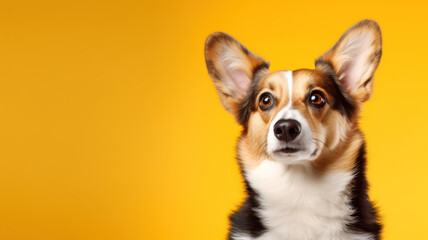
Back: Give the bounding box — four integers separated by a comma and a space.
312, 138, 333, 153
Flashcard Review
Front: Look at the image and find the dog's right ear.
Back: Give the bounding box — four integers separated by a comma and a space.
316, 20, 382, 103
204, 32, 269, 122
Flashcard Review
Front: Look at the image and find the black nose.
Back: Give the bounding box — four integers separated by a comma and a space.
273, 119, 301, 142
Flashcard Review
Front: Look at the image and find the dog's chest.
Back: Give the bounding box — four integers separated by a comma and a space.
242, 160, 368, 240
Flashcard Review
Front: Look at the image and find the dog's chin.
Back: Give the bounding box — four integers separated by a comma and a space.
269, 146, 318, 164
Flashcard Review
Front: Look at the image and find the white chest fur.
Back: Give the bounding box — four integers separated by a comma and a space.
237, 160, 373, 240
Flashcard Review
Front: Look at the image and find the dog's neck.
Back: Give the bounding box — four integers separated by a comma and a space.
237, 129, 371, 239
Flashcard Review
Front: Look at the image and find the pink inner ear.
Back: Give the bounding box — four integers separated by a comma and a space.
228, 69, 250, 97
342, 48, 370, 91
337, 34, 374, 92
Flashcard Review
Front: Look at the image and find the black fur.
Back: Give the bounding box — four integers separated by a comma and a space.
227, 139, 382, 239
229, 61, 379, 239
346, 141, 382, 238
237, 62, 269, 127
227, 180, 266, 239
315, 59, 356, 119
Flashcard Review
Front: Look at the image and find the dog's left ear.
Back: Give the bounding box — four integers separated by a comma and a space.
204, 32, 269, 124
316, 19, 382, 102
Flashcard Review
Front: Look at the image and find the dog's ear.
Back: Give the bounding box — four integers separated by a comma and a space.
204, 32, 269, 121
316, 19, 382, 102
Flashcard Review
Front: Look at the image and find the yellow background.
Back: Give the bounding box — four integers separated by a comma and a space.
0, 0, 427, 239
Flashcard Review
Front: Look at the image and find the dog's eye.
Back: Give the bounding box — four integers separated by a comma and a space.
259, 93, 274, 110
309, 91, 326, 107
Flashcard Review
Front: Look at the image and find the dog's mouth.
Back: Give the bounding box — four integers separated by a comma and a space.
275, 147, 303, 154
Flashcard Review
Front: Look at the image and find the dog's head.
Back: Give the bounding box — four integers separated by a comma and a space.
204, 20, 382, 169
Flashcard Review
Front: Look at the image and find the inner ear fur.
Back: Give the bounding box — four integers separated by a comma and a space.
204, 32, 269, 120
316, 19, 382, 102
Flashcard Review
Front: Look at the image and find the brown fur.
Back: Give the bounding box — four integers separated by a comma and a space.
317, 20, 382, 102
204, 19, 383, 239
204, 32, 269, 116
205, 20, 382, 173
237, 69, 362, 172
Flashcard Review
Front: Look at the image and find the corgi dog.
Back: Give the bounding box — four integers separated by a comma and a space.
204, 20, 383, 240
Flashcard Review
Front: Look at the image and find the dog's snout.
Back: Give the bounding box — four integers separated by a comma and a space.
274, 119, 301, 142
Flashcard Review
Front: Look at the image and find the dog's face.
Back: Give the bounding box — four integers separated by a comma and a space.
205, 20, 382, 169
251, 69, 355, 164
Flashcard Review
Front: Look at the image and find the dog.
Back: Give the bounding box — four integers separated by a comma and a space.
204, 19, 383, 240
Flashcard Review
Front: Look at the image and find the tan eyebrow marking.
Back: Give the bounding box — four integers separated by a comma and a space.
268, 82, 275, 91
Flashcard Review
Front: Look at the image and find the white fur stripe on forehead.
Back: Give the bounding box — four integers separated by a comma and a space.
284, 71, 293, 107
